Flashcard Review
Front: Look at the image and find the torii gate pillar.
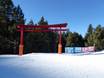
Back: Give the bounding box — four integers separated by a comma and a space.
58, 29, 62, 54
19, 26, 24, 56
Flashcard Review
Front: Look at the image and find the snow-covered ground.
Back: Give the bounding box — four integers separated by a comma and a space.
0, 51, 104, 78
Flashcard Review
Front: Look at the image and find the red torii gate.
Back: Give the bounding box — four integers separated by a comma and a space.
17, 23, 67, 55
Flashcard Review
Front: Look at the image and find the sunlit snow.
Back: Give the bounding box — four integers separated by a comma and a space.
0, 51, 104, 78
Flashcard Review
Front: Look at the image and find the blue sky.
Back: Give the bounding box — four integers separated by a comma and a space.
13, 0, 104, 36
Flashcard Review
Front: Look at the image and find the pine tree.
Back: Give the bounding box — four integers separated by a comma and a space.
24, 17, 50, 53
84, 24, 94, 46
66, 32, 84, 47
38, 16, 48, 25
94, 25, 103, 51
66, 31, 73, 47
0, 0, 14, 36
27, 19, 34, 25
38, 16, 58, 52
62, 32, 67, 52
0, 0, 14, 54
0, 0, 25, 54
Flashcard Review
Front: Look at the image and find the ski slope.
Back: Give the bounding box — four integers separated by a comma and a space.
0, 51, 104, 78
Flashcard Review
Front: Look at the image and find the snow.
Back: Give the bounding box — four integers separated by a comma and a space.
0, 51, 104, 78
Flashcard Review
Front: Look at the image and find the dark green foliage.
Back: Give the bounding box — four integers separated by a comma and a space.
94, 25, 104, 51
37, 17, 58, 53
27, 19, 34, 25
62, 32, 67, 52
84, 24, 104, 51
65, 24, 104, 51
24, 17, 58, 53
38, 16, 48, 25
66, 32, 85, 47
0, 0, 25, 54
84, 24, 94, 46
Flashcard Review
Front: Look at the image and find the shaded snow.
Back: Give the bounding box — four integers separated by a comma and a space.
0, 51, 104, 78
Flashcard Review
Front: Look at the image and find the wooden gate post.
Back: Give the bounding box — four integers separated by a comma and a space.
58, 28, 62, 54
19, 26, 24, 56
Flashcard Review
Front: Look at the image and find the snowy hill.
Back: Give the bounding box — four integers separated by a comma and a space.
0, 51, 104, 78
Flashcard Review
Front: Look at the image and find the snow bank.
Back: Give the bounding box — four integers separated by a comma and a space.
0, 52, 104, 78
